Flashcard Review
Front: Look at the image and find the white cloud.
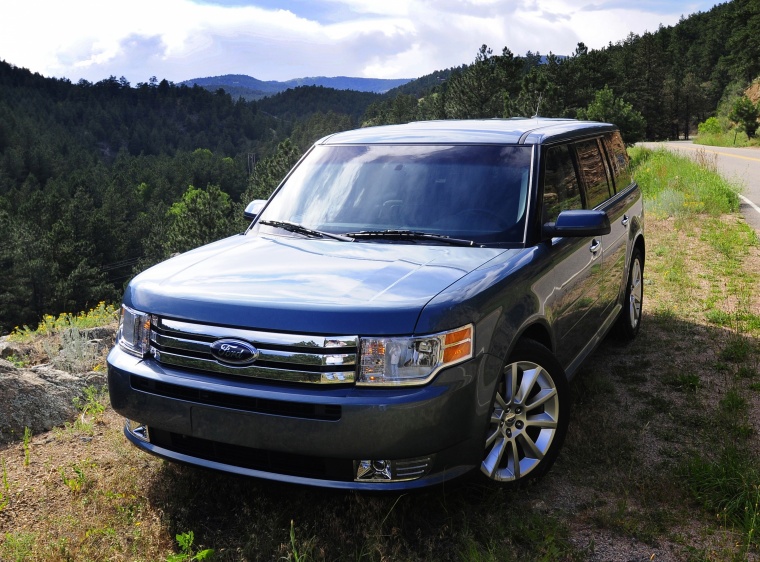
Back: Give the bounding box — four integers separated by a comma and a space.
0, 0, 721, 83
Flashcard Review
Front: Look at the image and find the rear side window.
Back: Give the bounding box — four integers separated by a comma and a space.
542, 144, 582, 223
575, 139, 611, 209
603, 131, 633, 190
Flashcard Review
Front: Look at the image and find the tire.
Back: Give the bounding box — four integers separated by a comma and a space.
614, 247, 643, 341
480, 339, 570, 485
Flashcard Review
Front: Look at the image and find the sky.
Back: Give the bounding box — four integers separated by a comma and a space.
1, 0, 721, 85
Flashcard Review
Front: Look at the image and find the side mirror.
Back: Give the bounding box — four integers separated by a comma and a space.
543, 209, 611, 238
243, 200, 267, 221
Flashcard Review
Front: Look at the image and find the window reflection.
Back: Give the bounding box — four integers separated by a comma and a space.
542, 144, 582, 223
258, 145, 533, 244
603, 132, 632, 190
575, 140, 611, 209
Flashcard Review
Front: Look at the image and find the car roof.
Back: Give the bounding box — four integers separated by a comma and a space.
318, 118, 617, 146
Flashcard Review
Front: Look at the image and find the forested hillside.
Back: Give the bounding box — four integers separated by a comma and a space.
0, 65, 360, 333
370, 0, 759, 143
256, 85, 380, 121
0, 0, 758, 334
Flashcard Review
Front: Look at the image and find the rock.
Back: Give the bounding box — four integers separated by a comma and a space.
0, 340, 23, 359
0, 364, 107, 444
0, 358, 16, 372
0, 324, 116, 444
81, 326, 117, 342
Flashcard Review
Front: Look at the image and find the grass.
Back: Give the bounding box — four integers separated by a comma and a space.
73, 385, 107, 427
628, 146, 741, 217
0, 532, 36, 562
683, 446, 760, 557
632, 148, 760, 555
22, 427, 31, 467
60, 463, 88, 493
694, 130, 760, 148
0, 458, 8, 512
0, 147, 759, 560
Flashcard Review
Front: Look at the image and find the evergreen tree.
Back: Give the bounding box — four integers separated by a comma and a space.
729, 96, 760, 137
577, 86, 646, 143
164, 184, 237, 255
516, 66, 562, 118
242, 139, 302, 203
443, 45, 506, 118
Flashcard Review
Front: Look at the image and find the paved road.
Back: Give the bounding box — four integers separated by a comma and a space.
638, 141, 760, 232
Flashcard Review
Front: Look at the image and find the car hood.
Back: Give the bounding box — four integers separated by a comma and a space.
125, 234, 508, 335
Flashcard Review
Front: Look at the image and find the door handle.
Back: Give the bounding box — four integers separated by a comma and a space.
589, 239, 601, 254
621, 215, 630, 227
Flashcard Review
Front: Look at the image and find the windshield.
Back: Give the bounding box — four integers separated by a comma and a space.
256, 144, 533, 245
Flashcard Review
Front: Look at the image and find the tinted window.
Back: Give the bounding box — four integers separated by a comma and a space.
259, 144, 533, 244
542, 144, 581, 223
603, 132, 632, 190
575, 139, 611, 209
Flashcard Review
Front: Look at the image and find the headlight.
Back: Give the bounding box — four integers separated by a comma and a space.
358, 325, 473, 386
118, 305, 152, 357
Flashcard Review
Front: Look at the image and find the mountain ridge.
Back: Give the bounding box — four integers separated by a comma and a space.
179, 73, 414, 100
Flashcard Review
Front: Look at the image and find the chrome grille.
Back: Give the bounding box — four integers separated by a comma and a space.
150, 317, 358, 384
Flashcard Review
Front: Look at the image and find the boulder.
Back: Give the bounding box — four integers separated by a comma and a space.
0, 362, 107, 444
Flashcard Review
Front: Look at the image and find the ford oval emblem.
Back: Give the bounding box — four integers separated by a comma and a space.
210, 339, 259, 366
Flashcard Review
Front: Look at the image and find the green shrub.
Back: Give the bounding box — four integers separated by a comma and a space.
10, 302, 118, 342
698, 116, 722, 136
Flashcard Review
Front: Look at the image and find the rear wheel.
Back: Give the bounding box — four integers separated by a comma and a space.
481, 339, 569, 485
615, 247, 643, 341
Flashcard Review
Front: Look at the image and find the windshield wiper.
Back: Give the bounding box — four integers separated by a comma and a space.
259, 220, 353, 242
344, 230, 479, 247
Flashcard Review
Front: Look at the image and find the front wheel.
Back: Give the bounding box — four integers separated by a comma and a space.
481, 339, 569, 485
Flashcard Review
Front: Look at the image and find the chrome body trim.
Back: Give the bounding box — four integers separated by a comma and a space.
156, 317, 357, 348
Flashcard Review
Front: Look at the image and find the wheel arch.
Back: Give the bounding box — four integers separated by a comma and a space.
512, 322, 554, 358
634, 233, 645, 266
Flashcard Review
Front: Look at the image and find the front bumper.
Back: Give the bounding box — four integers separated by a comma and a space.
107, 345, 497, 490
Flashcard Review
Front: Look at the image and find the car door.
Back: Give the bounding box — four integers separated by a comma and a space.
540, 142, 606, 369
600, 132, 641, 319
574, 138, 621, 325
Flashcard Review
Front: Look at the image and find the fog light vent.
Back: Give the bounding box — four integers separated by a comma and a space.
394, 457, 433, 480
126, 419, 150, 442
354, 456, 433, 482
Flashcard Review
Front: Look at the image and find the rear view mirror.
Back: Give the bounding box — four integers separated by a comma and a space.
543, 209, 611, 238
243, 200, 267, 221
